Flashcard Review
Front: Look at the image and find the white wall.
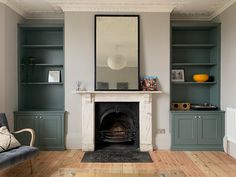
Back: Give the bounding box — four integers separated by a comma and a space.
0, 3, 24, 130
0, 4, 6, 113
65, 12, 170, 149
214, 3, 236, 110
214, 3, 236, 158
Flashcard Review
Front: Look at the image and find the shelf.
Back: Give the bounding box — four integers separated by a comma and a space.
21, 45, 63, 48
73, 90, 163, 94
21, 82, 64, 85
172, 63, 216, 66
20, 64, 63, 67
172, 44, 216, 48
172, 82, 216, 85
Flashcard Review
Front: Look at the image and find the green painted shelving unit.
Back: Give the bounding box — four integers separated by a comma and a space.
170, 22, 225, 151
14, 25, 65, 150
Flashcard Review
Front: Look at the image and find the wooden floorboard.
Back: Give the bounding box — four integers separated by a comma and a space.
0, 150, 236, 177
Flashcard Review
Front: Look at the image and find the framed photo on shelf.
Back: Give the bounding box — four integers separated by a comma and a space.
48, 70, 60, 83
172, 69, 185, 82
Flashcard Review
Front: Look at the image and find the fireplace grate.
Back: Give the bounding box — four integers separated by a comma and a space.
98, 130, 136, 143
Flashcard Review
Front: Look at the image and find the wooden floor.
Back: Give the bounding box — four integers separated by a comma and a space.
1, 150, 236, 177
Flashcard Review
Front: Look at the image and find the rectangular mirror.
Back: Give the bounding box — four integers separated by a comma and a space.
95, 15, 140, 90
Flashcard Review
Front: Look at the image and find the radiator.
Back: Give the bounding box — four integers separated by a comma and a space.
224, 108, 236, 156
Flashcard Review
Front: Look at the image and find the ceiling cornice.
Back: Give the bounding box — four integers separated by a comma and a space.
0, 0, 26, 17
48, 0, 175, 12
171, 0, 236, 21
209, 0, 236, 20
0, 0, 236, 20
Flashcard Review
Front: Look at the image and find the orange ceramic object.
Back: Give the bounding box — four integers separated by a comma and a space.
193, 74, 209, 82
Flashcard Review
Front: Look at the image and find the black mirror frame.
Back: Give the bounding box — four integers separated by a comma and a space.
94, 14, 140, 91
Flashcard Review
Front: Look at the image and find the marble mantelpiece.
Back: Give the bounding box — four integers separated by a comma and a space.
73, 91, 162, 151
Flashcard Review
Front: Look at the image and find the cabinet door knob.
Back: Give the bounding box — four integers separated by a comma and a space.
198, 116, 201, 118
35, 116, 38, 119
194, 116, 198, 118
39, 116, 42, 119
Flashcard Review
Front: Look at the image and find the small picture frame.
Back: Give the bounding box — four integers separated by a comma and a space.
172, 69, 185, 82
48, 71, 60, 83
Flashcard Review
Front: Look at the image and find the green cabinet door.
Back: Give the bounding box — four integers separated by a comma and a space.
14, 111, 65, 150
174, 114, 198, 144
14, 114, 39, 146
39, 114, 64, 150
171, 111, 224, 150
198, 114, 222, 144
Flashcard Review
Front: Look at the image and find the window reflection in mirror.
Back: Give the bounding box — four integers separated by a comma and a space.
95, 15, 139, 90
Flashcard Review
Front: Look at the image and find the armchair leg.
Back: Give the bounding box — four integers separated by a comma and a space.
29, 160, 33, 174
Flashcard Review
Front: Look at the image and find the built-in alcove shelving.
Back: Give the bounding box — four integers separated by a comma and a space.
18, 25, 64, 111
15, 25, 65, 150
171, 23, 220, 107
170, 22, 224, 151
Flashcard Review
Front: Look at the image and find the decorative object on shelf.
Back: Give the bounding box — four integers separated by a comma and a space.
141, 76, 158, 91
48, 70, 60, 83
171, 103, 190, 110
76, 80, 86, 91
190, 103, 218, 110
172, 69, 185, 82
76, 81, 81, 91
193, 74, 209, 82
28, 56, 36, 64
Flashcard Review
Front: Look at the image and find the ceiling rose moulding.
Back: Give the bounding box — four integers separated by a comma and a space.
57, 3, 175, 12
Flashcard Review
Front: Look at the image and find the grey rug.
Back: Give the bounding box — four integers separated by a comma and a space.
81, 150, 153, 163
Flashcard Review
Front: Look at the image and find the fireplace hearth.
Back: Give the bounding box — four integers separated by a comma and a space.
95, 102, 139, 150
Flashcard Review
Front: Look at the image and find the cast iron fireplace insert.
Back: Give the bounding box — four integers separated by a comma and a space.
95, 102, 139, 151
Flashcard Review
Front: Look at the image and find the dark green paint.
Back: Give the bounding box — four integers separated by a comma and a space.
16, 25, 65, 150
170, 22, 224, 150
14, 111, 65, 150
171, 111, 225, 150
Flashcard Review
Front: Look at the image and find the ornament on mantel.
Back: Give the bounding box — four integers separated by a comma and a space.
76, 81, 86, 91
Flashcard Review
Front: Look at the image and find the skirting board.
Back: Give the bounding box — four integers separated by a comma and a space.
223, 136, 236, 159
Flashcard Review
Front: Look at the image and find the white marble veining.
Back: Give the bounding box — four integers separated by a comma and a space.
75, 91, 162, 151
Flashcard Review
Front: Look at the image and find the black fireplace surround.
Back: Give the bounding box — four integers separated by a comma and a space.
95, 102, 139, 150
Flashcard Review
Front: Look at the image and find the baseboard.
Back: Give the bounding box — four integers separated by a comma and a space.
224, 137, 236, 159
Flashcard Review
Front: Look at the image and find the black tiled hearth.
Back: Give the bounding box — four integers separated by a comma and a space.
81, 150, 153, 163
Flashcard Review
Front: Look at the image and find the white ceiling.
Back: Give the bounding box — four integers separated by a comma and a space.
1, 0, 235, 20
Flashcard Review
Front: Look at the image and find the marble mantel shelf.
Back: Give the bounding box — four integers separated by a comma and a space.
72, 90, 163, 94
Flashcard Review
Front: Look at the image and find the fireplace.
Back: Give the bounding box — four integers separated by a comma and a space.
95, 102, 139, 150
75, 91, 162, 151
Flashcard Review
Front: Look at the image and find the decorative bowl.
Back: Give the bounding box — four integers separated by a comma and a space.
193, 74, 209, 82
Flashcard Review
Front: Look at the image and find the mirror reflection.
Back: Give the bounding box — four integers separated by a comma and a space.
95, 15, 139, 90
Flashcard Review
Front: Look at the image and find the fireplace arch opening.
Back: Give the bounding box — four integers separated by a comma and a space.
95, 102, 139, 150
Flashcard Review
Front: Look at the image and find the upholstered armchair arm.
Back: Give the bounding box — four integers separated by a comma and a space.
13, 128, 36, 147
